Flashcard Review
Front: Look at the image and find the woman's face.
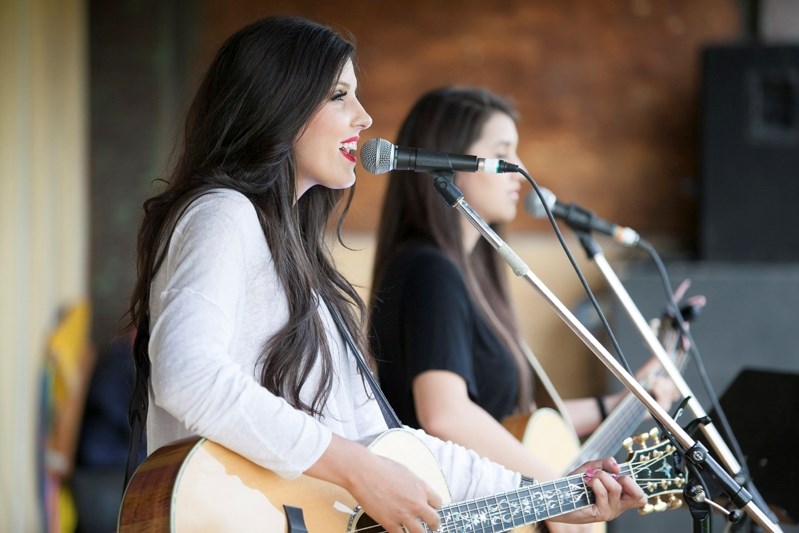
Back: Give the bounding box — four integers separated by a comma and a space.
456, 111, 525, 225
294, 59, 372, 198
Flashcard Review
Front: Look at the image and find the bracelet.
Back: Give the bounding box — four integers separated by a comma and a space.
595, 395, 608, 421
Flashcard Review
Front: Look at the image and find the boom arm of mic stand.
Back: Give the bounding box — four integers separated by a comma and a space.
429, 174, 781, 532
573, 232, 779, 527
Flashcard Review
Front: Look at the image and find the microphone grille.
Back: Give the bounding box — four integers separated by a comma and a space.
360, 138, 394, 174
524, 188, 557, 218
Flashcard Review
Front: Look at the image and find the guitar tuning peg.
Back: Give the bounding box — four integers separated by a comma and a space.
668, 495, 683, 509
622, 437, 634, 453
635, 432, 650, 446
649, 427, 660, 443
640, 502, 655, 515
653, 496, 668, 513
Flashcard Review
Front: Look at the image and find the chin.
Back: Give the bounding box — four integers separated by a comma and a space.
319, 174, 356, 191
338, 176, 356, 189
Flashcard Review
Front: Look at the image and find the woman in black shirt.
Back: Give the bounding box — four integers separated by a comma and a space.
369, 88, 676, 533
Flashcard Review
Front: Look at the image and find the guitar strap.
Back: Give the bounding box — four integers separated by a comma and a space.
325, 300, 402, 429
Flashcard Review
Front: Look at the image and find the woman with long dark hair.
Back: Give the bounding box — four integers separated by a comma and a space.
370, 86, 674, 530
127, 20, 645, 532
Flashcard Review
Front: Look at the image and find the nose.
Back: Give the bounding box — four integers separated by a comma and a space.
353, 100, 372, 130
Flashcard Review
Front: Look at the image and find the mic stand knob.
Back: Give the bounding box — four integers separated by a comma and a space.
685, 478, 742, 532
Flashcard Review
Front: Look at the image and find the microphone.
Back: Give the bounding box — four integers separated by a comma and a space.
525, 188, 641, 247
360, 138, 520, 175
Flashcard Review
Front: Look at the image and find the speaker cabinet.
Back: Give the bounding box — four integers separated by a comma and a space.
700, 45, 799, 261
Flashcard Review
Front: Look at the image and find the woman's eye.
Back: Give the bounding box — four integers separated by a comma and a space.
332, 91, 347, 101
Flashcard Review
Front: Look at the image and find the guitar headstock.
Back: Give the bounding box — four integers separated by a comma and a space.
623, 427, 686, 514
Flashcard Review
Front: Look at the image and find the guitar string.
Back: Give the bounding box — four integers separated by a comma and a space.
347, 454, 677, 533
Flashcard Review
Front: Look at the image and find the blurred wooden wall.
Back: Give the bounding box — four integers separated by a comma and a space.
198, 0, 740, 239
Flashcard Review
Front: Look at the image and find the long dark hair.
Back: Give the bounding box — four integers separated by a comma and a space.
370, 86, 531, 410
127, 16, 367, 444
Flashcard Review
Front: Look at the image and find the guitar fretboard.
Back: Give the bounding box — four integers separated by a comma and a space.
433, 465, 634, 532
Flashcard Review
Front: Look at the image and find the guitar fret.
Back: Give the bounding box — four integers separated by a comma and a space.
463, 499, 476, 532
506, 489, 525, 528
530, 481, 545, 524
477, 498, 490, 533
582, 474, 593, 509
554, 478, 566, 517
491, 493, 502, 533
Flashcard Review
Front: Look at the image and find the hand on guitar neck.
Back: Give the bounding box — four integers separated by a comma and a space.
599, 356, 681, 428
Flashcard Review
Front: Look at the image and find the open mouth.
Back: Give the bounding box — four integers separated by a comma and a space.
339, 140, 358, 162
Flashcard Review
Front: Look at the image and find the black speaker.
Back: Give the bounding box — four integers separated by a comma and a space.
700, 45, 799, 261
707, 368, 799, 525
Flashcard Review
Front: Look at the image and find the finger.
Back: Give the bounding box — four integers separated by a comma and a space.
616, 473, 647, 510
600, 456, 620, 475
406, 519, 426, 533
589, 481, 610, 521
426, 487, 443, 509
597, 471, 622, 505
587, 471, 622, 522
418, 504, 441, 532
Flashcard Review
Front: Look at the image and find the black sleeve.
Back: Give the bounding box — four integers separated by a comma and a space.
399, 251, 478, 398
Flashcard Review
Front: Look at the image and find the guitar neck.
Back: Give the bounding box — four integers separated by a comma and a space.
435, 464, 634, 531
569, 392, 649, 472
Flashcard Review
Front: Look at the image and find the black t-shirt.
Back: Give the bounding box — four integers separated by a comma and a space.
370, 243, 519, 429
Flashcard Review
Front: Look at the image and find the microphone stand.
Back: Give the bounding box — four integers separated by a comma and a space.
428, 172, 781, 533
571, 230, 778, 530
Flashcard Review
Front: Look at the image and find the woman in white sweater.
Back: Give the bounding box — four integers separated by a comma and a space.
125, 16, 645, 533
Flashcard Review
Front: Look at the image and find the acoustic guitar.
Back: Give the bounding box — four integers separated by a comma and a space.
118, 428, 684, 532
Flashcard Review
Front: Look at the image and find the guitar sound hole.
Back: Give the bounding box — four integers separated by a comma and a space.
351, 510, 381, 532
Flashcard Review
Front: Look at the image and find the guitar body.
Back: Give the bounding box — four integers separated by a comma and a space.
118, 429, 451, 532
502, 407, 581, 475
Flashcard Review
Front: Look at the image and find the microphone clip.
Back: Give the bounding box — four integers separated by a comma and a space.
430, 171, 461, 206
